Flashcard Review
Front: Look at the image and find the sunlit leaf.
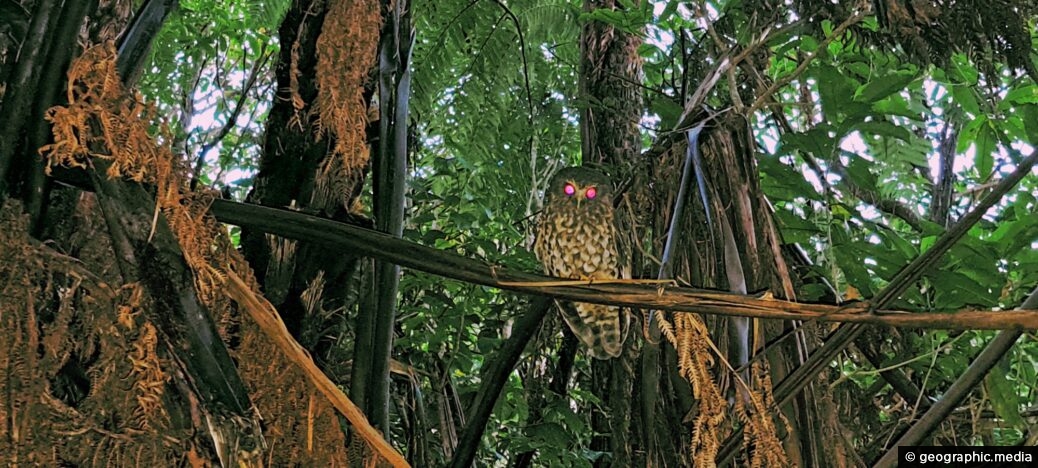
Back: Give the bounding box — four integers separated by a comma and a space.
975, 122, 996, 179
855, 71, 916, 103
952, 84, 980, 116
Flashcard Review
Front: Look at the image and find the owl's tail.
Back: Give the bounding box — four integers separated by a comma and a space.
557, 301, 624, 359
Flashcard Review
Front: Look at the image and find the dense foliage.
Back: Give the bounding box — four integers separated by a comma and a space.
126, 0, 1038, 464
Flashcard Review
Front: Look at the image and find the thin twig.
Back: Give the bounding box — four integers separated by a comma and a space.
746, 10, 867, 115
488, 0, 535, 121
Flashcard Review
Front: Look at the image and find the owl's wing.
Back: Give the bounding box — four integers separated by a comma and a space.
555, 300, 624, 359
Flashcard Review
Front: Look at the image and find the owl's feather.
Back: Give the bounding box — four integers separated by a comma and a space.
534, 167, 626, 359
556, 301, 623, 359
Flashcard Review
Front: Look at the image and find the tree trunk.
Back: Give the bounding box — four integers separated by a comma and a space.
579, 0, 645, 465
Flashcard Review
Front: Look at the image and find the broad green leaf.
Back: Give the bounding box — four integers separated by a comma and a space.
952, 84, 980, 115
844, 157, 879, 191
985, 357, 1026, 429
658, 0, 679, 22
831, 203, 852, 220
931, 270, 998, 307
947, 53, 979, 85
1021, 104, 1038, 144
872, 94, 926, 121
989, 211, 1038, 255
527, 422, 575, 447
975, 122, 995, 179
649, 97, 684, 129
799, 35, 819, 53
815, 63, 859, 118
772, 209, 821, 244
957, 115, 989, 153
845, 62, 871, 80
1000, 84, 1038, 107
781, 126, 835, 159
1003, 115, 1029, 142
759, 155, 821, 201
855, 71, 916, 103
854, 121, 912, 141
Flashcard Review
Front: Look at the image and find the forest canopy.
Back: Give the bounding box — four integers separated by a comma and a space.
1, 0, 1037, 466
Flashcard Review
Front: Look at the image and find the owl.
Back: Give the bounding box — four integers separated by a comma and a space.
534, 167, 624, 359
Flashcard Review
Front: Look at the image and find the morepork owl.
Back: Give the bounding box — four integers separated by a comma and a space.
534, 167, 625, 359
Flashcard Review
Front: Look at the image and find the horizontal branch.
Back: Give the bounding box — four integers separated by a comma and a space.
209, 199, 1038, 330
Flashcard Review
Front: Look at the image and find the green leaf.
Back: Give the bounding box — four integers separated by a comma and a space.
855, 71, 916, 103
759, 155, 821, 201
990, 212, 1038, 255
527, 422, 575, 446
872, 94, 925, 121
844, 157, 878, 191
781, 127, 835, 159
974, 122, 995, 179
799, 35, 818, 53
952, 85, 980, 116
773, 209, 821, 243
649, 97, 683, 129
814, 63, 858, 118
845, 62, 871, 80
931, 270, 998, 308
985, 357, 1026, 429
957, 115, 988, 153
657, 0, 678, 22
1000, 84, 1038, 107
1003, 115, 1029, 142
1021, 104, 1038, 144
853, 120, 912, 141
946, 53, 979, 85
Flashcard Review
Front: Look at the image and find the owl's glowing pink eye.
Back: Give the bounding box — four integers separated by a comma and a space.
585, 187, 597, 199
563, 184, 576, 196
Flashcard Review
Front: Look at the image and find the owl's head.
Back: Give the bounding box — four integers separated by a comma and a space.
546, 167, 613, 206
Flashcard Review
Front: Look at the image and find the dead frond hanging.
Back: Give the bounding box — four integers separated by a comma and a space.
659, 312, 727, 465
312, 0, 381, 207
33, 43, 375, 465
737, 362, 790, 468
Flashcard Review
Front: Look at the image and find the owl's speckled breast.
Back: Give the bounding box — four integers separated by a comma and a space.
534, 198, 617, 281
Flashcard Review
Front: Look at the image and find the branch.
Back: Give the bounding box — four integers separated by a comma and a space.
448, 297, 552, 468
488, 0, 534, 121
746, 9, 867, 115
192, 45, 271, 187
839, 172, 926, 231
716, 145, 1038, 466
872, 286, 1038, 467
115, 0, 178, 86
207, 199, 1038, 330
829, 155, 926, 231
0, 0, 61, 194
356, 0, 414, 431
223, 271, 410, 468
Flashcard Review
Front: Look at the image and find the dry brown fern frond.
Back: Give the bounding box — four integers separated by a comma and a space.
0, 200, 187, 464
311, 0, 381, 208
127, 322, 168, 429
737, 362, 789, 468
40, 44, 228, 303
660, 312, 727, 466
